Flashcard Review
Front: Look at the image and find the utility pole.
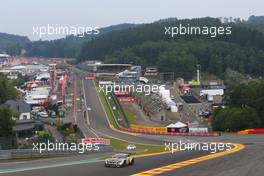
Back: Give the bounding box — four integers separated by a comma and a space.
72, 73, 77, 124
197, 64, 201, 83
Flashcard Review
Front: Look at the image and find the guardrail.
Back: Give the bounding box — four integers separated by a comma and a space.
0, 146, 113, 160
238, 128, 264, 134
119, 126, 218, 137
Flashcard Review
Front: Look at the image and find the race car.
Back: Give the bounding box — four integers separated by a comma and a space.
126, 144, 136, 150
105, 153, 134, 167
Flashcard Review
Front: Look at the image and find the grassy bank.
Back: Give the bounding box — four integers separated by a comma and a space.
124, 109, 138, 125
96, 82, 119, 128
109, 137, 165, 154
95, 82, 165, 154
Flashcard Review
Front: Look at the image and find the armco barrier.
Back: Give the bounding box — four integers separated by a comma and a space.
238, 128, 264, 135
119, 127, 217, 137
0, 146, 113, 160
249, 129, 264, 134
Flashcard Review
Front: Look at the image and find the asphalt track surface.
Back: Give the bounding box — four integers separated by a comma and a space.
161, 142, 264, 176
1, 78, 263, 176
1, 150, 213, 176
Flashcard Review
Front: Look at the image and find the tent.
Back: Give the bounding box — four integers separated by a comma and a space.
167, 122, 188, 133
174, 122, 188, 128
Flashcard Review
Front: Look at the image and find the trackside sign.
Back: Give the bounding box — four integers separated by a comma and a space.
82, 138, 110, 145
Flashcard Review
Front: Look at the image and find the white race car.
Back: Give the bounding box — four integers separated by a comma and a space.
105, 153, 134, 167
126, 144, 136, 150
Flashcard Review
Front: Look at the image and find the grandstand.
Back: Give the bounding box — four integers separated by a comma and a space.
133, 92, 166, 121
87, 63, 132, 75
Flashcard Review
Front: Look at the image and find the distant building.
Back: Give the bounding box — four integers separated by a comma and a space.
87, 62, 132, 75
144, 66, 158, 76
0, 54, 11, 67
0, 54, 11, 59
13, 119, 43, 138
0, 100, 31, 120
116, 66, 141, 82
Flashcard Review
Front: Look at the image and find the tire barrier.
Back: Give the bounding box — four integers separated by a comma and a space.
238, 128, 264, 134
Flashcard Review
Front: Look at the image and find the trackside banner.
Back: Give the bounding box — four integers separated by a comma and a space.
117, 97, 135, 102
82, 138, 110, 145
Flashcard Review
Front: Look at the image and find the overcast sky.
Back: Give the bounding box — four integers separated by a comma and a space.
0, 0, 263, 41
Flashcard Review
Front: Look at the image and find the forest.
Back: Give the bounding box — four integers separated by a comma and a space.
213, 80, 264, 131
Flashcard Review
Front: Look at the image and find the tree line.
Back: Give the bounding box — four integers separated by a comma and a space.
102, 40, 264, 79
213, 80, 264, 131
77, 17, 264, 61
0, 75, 17, 137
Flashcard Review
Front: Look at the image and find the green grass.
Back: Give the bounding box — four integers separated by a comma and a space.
124, 110, 138, 125
107, 95, 125, 125
96, 82, 129, 128
108, 137, 165, 154
95, 82, 165, 154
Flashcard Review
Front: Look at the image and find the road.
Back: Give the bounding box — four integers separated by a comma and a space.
74, 75, 98, 138
161, 142, 264, 176
2, 141, 262, 176
0, 150, 212, 176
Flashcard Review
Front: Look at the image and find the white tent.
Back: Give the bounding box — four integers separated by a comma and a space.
174, 122, 187, 128
166, 123, 177, 128
166, 122, 187, 128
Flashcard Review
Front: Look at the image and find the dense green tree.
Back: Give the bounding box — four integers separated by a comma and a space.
212, 107, 261, 131
224, 68, 246, 89
0, 75, 17, 103
213, 80, 264, 131
0, 32, 29, 54
229, 81, 264, 124
6, 43, 22, 56
37, 131, 53, 143
104, 40, 264, 79
12, 74, 30, 87
0, 108, 15, 137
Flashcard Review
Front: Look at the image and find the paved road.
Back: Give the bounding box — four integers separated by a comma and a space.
1, 150, 211, 176
75, 76, 98, 138
162, 142, 264, 176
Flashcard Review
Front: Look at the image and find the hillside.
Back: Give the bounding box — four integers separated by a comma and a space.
1, 16, 264, 79
244, 15, 264, 33
77, 17, 264, 79
25, 23, 137, 58
78, 17, 264, 60
0, 32, 30, 55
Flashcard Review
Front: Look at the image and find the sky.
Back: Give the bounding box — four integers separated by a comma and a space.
0, 0, 263, 41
